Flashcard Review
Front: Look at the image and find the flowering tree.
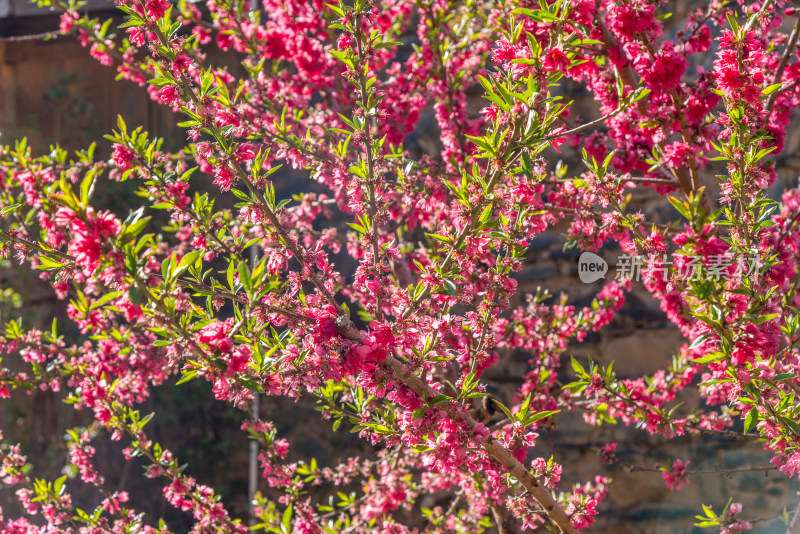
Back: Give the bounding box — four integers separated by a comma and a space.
1, 0, 800, 531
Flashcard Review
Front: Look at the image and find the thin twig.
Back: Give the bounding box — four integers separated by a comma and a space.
541, 204, 678, 234
543, 106, 627, 142
615, 458, 775, 476
639, 35, 700, 194
542, 176, 676, 186
742, 0, 776, 33
0, 31, 61, 42
787, 499, 800, 534
766, 16, 800, 114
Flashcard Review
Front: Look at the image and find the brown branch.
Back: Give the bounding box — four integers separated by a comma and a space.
639, 35, 700, 195
614, 458, 775, 476
541, 203, 678, 233
353, 11, 384, 321
171, 277, 314, 324
383, 354, 577, 533
787, 499, 800, 534
542, 176, 676, 186
742, 0, 776, 34
766, 15, 800, 115
543, 104, 628, 141
0, 31, 61, 42
491, 504, 519, 534
333, 310, 575, 532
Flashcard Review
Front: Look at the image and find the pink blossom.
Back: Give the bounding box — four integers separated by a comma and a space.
145, 0, 171, 19
112, 144, 135, 170
662, 459, 690, 491
337, 33, 352, 50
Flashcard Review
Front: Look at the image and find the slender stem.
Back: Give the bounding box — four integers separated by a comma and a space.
137, 157, 238, 257
614, 458, 775, 476
543, 105, 627, 141
742, 0, 776, 33
767, 15, 800, 114
353, 12, 383, 321
541, 204, 678, 233
543, 176, 676, 186
787, 499, 800, 534
248, 244, 261, 527
2, 231, 73, 260
639, 35, 700, 194
0, 31, 61, 42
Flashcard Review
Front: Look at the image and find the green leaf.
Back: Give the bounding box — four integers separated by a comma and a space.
0, 203, 22, 217
523, 410, 560, 425
521, 153, 533, 176
326, 3, 344, 16
492, 400, 514, 421
176, 370, 198, 385
124, 216, 152, 238
37, 256, 64, 271
178, 250, 202, 271
753, 312, 780, 325
374, 41, 402, 49
281, 504, 293, 532
743, 407, 757, 434
91, 291, 122, 310
667, 195, 690, 219
442, 279, 458, 296
226, 260, 235, 290
79, 172, 95, 206
571, 356, 586, 377
781, 416, 800, 437
237, 260, 252, 289
478, 204, 493, 223
54, 475, 66, 496
426, 233, 452, 245
692, 351, 724, 364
